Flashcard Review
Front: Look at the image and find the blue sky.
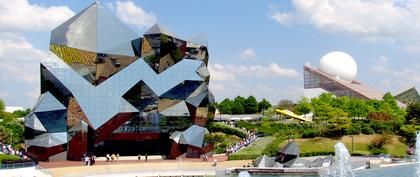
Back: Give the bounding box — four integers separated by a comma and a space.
1, 0, 420, 108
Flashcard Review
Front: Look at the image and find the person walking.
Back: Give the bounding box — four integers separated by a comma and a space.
145, 154, 148, 162
91, 155, 96, 165
137, 154, 141, 161
84, 155, 90, 166
106, 153, 110, 162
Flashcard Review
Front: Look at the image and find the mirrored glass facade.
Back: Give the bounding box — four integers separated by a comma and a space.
25, 2, 214, 161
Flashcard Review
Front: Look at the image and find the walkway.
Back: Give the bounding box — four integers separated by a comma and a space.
32, 155, 251, 177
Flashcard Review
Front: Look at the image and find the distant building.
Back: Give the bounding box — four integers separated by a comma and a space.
395, 87, 420, 104
304, 51, 383, 100
5, 106, 24, 113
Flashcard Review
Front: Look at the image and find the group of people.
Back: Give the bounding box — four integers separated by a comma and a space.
82, 153, 96, 166
0, 142, 29, 160
137, 154, 148, 161
226, 132, 259, 154
105, 153, 119, 162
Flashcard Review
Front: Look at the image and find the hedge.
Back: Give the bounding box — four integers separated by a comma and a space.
208, 122, 247, 138
228, 154, 260, 160
0, 154, 20, 164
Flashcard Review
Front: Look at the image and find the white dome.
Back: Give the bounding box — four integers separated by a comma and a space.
319, 51, 357, 83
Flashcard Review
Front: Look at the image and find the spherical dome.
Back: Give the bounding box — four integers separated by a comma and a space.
319, 51, 357, 83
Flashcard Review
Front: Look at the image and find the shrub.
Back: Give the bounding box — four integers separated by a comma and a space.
208, 122, 247, 138
0, 154, 20, 164
228, 154, 260, 160
300, 151, 334, 157
361, 124, 374, 134
368, 134, 391, 155
302, 129, 317, 138
370, 134, 391, 148
345, 125, 359, 135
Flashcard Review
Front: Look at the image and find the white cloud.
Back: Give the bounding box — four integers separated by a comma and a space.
270, 0, 420, 51
239, 48, 256, 60
371, 55, 420, 91
0, 32, 46, 107
114, 1, 157, 28
0, 33, 46, 84
0, 0, 74, 31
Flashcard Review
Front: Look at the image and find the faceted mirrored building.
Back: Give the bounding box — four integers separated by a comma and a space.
24, 2, 215, 161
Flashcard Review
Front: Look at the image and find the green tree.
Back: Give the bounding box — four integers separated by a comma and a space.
0, 99, 5, 119
406, 102, 420, 124
295, 97, 312, 115
346, 98, 368, 118
258, 98, 272, 112
12, 108, 31, 118
232, 96, 246, 114
243, 96, 258, 114
218, 99, 233, 114
383, 92, 399, 111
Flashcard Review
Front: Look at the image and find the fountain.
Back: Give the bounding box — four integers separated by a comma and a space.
416, 131, 420, 177
238, 171, 251, 177
321, 142, 355, 177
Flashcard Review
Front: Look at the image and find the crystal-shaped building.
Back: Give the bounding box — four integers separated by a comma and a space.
24, 2, 215, 161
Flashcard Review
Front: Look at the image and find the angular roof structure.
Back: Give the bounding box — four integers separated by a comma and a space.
169, 125, 209, 147
304, 65, 384, 100
395, 87, 420, 104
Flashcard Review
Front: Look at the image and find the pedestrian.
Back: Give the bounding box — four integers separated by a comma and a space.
116, 153, 119, 161
145, 154, 148, 162
84, 155, 90, 166
91, 155, 96, 165
138, 154, 141, 161
212, 159, 217, 166
111, 154, 116, 161
106, 153, 110, 162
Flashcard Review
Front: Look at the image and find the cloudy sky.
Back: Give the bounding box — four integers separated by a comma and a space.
1, 0, 420, 108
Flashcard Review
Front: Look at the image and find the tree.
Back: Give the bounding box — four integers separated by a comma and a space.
0, 99, 5, 119
218, 99, 233, 114
243, 96, 258, 114
295, 97, 312, 115
233, 96, 245, 107
12, 108, 31, 118
346, 98, 368, 118
231, 102, 244, 114
383, 92, 399, 112
258, 99, 272, 112
406, 102, 420, 124
232, 96, 246, 114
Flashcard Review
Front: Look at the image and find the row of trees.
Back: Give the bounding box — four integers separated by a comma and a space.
290, 93, 406, 122
217, 96, 272, 114
0, 99, 30, 147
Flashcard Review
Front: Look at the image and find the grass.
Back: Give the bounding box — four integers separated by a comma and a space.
278, 134, 407, 157
235, 136, 276, 155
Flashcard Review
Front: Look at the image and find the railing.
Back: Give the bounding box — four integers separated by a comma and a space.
113, 126, 182, 133
0, 162, 36, 169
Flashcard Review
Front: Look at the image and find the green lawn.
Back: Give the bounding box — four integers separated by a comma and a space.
279, 134, 407, 157
235, 136, 276, 155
